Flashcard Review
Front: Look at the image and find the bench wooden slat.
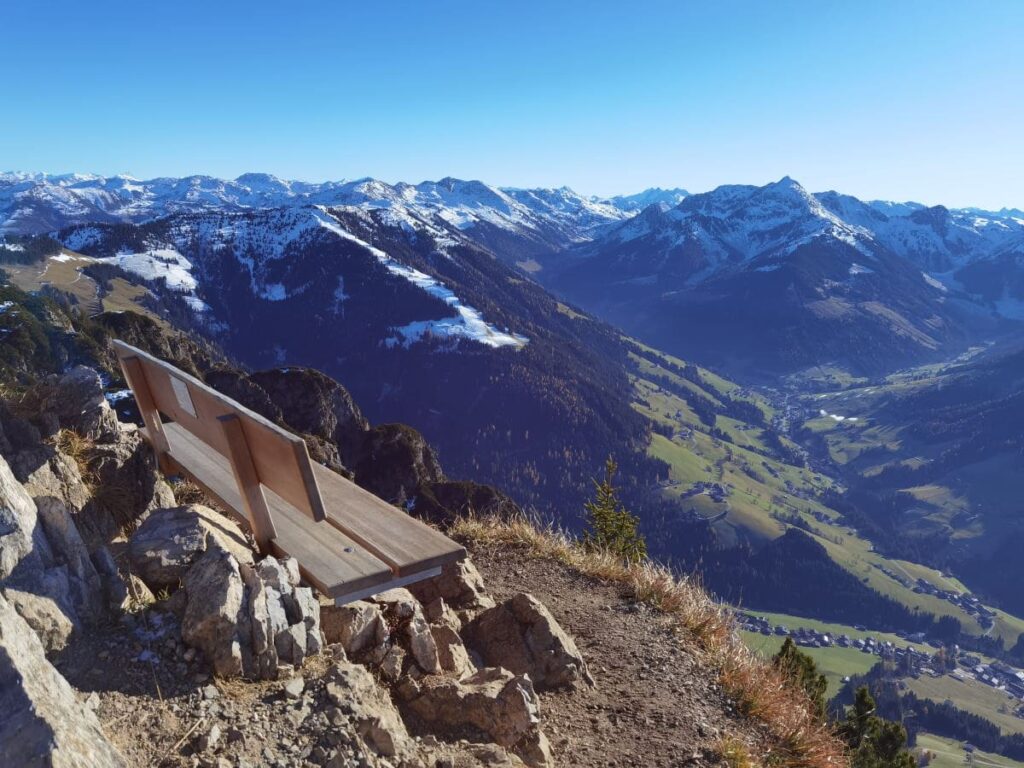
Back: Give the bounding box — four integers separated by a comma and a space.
155, 422, 394, 598
113, 341, 327, 522
313, 463, 466, 575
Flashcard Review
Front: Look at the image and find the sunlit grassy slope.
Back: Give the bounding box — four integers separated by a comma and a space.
907, 674, 1024, 737
915, 732, 1024, 768
3, 251, 166, 326
627, 341, 1024, 644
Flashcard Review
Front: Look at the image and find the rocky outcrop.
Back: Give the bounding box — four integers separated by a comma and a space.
182, 546, 246, 678
409, 558, 496, 623
371, 588, 441, 674
128, 504, 254, 590
40, 366, 121, 443
351, 424, 443, 506
83, 425, 175, 538
0, 363, 171, 547
180, 545, 321, 680
0, 451, 50, 582
249, 368, 370, 465
466, 592, 593, 691
399, 667, 551, 767
0, 454, 117, 652
322, 600, 389, 658
324, 661, 415, 761
200, 359, 525, 528
0, 592, 126, 767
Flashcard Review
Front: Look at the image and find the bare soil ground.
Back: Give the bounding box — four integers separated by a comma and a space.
467, 538, 767, 768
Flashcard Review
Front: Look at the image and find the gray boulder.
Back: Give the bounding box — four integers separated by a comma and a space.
35, 497, 105, 622
128, 505, 253, 590
182, 547, 245, 678
321, 600, 388, 657
182, 553, 322, 680
0, 592, 127, 767
84, 427, 175, 542
399, 667, 551, 767
371, 589, 440, 674
42, 366, 120, 443
409, 558, 495, 622
466, 593, 593, 691
0, 453, 51, 582
0, 456, 103, 652
324, 661, 413, 760
2, 587, 77, 652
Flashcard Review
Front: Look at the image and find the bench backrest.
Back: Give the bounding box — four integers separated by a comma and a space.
112, 340, 326, 522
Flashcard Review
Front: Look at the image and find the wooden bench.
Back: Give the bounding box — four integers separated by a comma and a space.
112, 340, 465, 604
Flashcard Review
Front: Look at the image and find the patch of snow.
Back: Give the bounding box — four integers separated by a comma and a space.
819, 409, 858, 423
332, 276, 349, 313
260, 283, 288, 301
388, 304, 529, 349
848, 263, 874, 275
50, 251, 92, 263
104, 389, 133, 403
314, 209, 528, 349
922, 272, 947, 292
98, 248, 196, 292
0, 301, 14, 314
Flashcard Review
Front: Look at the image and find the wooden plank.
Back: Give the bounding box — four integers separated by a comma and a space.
334, 567, 442, 606
157, 422, 393, 598
119, 355, 174, 474
112, 341, 326, 521
313, 463, 466, 575
218, 414, 277, 553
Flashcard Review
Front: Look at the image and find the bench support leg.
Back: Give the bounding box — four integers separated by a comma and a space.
218, 414, 278, 554
119, 356, 175, 475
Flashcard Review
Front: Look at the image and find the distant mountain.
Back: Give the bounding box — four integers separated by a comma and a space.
605, 187, 689, 212
0, 172, 629, 259
7, 169, 1023, 382
542, 177, 1003, 377
815, 192, 1023, 273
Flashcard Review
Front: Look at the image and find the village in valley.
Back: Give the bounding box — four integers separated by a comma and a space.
738, 612, 1024, 713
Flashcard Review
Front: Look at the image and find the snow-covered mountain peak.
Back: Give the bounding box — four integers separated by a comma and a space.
606, 187, 689, 212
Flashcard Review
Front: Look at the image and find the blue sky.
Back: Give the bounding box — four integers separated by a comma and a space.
3, 1, 1022, 208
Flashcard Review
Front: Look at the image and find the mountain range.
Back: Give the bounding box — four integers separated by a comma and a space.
3, 168, 1023, 540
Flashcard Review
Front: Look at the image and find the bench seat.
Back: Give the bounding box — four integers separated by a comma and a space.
150, 422, 462, 602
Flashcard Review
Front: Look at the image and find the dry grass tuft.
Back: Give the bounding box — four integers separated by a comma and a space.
171, 478, 209, 507
717, 735, 757, 768
452, 514, 847, 768
49, 428, 99, 491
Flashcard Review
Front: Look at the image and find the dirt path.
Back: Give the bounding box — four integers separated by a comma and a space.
469, 539, 761, 767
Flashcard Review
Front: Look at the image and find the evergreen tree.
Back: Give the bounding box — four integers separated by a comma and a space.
777, 644, 916, 768
838, 686, 916, 768
582, 456, 647, 563
773, 638, 828, 720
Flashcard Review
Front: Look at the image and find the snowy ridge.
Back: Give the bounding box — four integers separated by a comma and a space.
602, 176, 878, 281
56, 205, 528, 349
585, 176, 1024, 294
605, 187, 689, 212
815, 191, 1024, 272
0, 171, 631, 248
313, 208, 527, 348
